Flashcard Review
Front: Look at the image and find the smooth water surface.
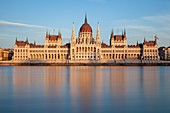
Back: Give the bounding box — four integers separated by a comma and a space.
0, 66, 170, 113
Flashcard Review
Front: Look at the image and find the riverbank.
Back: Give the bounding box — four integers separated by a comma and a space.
0, 60, 170, 66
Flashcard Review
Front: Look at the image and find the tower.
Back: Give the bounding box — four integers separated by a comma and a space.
144, 37, 146, 44
110, 29, 114, 46
85, 14, 87, 23
26, 37, 28, 44
155, 34, 159, 45
46, 31, 49, 39
124, 29, 126, 39
71, 22, 76, 44
96, 22, 100, 44
15, 37, 18, 44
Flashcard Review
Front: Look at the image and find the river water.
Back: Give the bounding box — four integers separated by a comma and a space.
0, 66, 170, 113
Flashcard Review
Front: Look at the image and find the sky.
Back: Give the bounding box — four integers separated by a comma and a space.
0, 0, 170, 48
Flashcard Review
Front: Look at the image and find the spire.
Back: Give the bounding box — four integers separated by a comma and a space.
15, 37, 18, 43
155, 34, 159, 45
46, 30, 48, 37
124, 29, 126, 38
96, 22, 100, 43
143, 37, 146, 44
57, 30, 62, 39
110, 29, 114, 39
58, 30, 61, 36
71, 22, 76, 44
137, 41, 139, 46
85, 14, 87, 23
124, 29, 126, 35
26, 37, 28, 43
111, 29, 114, 35
34, 40, 36, 45
144, 37, 146, 42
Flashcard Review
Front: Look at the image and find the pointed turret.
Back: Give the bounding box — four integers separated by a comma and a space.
58, 30, 61, 36
155, 34, 159, 45
124, 29, 126, 39
45, 30, 49, 40
110, 29, 114, 39
46, 31, 48, 37
110, 29, 115, 46
96, 22, 100, 44
15, 37, 18, 43
71, 22, 76, 44
85, 14, 87, 23
26, 37, 28, 44
143, 37, 146, 45
137, 41, 139, 46
34, 40, 36, 45
58, 30, 61, 35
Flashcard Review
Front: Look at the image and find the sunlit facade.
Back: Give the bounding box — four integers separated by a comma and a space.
0, 48, 13, 61
159, 47, 170, 60
13, 16, 160, 62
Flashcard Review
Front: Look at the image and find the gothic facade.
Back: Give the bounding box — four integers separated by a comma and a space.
13, 16, 160, 62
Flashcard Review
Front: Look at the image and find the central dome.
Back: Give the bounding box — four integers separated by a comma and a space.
80, 23, 92, 32
79, 15, 92, 32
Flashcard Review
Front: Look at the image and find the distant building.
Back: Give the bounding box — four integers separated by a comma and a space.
159, 46, 170, 60
13, 16, 160, 62
0, 48, 13, 61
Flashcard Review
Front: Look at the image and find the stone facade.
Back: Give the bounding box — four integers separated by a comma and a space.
13, 16, 160, 62
159, 47, 170, 60
0, 48, 13, 61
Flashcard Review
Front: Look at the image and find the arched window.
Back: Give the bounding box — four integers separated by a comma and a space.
94, 47, 96, 52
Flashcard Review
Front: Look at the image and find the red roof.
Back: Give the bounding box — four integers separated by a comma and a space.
101, 43, 111, 48
144, 41, 155, 46
114, 35, 124, 40
15, 41, 28, 46
30, 44, 44, 48
49, 35, 62, 41
128, 45, 139, 48
48, 45, 56, 48
115, 45, 125, 48
80, 23, 92, 32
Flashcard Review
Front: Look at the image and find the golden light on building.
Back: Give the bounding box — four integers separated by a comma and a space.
13, 15, 160, 62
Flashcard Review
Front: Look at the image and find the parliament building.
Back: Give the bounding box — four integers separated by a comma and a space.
13, 16, 160, 63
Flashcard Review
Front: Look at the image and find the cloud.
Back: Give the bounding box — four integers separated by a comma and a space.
109, 14, 170, 46
112, 19, 155, 33
143, 15, 170, 23
0, 20, 46, 28
0, 20, 72, 48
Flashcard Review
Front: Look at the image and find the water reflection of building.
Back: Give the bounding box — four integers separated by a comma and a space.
69, 66, 97, 112
69, 66, 94, 97
12, 66, 47, 94
109, 67, 127, 96
43, 66, 70, 97
12, 67, 31, 93
142, 67, 160, 95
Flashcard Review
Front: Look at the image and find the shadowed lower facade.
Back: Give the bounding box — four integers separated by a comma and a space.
13, 16, 160, 62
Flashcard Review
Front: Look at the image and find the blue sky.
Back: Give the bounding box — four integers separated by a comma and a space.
0, 0, 170, 48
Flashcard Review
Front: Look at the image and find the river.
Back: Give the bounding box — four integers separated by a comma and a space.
0, 66, 170, 113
